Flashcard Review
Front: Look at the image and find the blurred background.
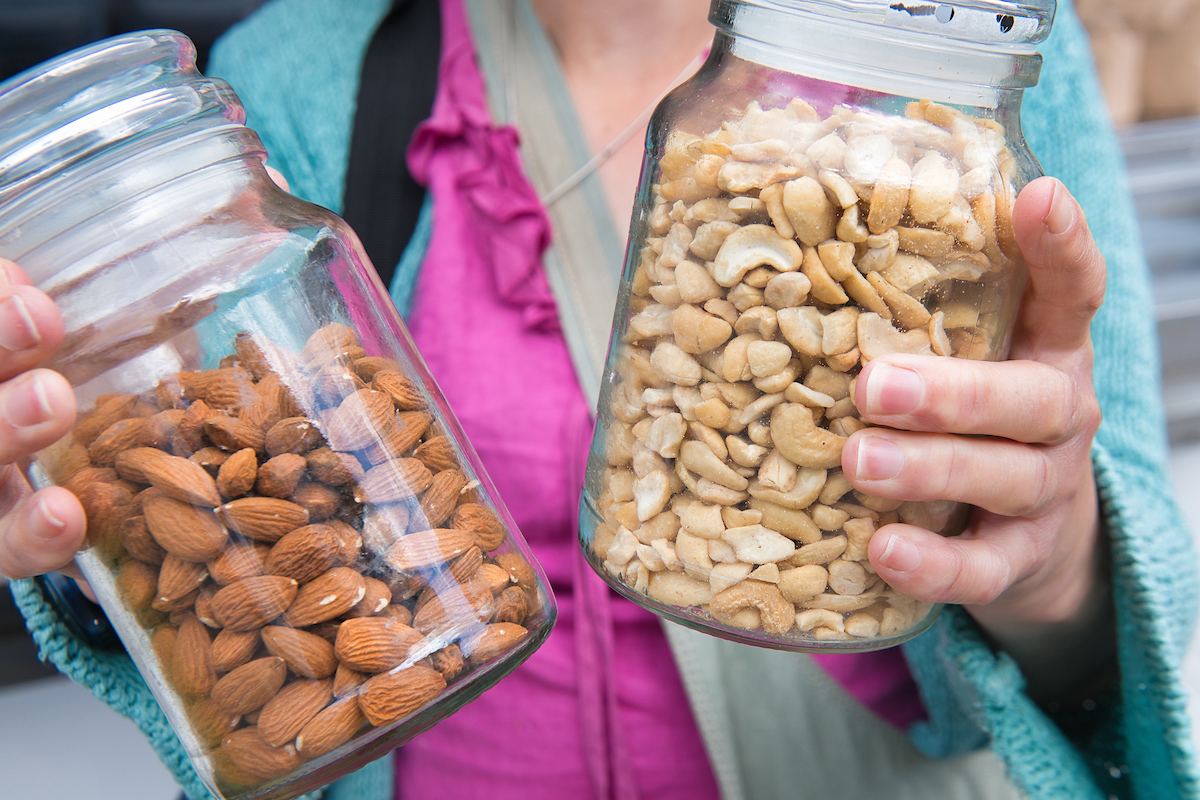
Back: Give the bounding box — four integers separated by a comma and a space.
0, 0, 1198, 797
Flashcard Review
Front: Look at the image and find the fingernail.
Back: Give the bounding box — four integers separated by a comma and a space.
879, 532, 921, 573
33, 496, 67, 541
1044, 180, 1076, 235
855, 434, 905, 481
0, 293, 41, 351
3, 373, 55, 428
864, 363, 923, 416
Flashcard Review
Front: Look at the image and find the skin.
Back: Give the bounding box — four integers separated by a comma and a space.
0, 1, 1114, 706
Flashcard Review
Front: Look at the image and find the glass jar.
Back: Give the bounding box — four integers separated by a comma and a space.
0, 31, 555, 799
580, 0, 1054, 651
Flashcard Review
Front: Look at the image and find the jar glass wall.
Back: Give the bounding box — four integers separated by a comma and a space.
580, 0, 1051, 652
0, 31, 555, 800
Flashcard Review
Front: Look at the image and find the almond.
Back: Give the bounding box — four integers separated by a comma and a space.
153, 554, 207, 612
74, 395, 138, 446
88, 418, 148, 466
355, 459, 433, 504
143, 495, 229, 562
139, 409, 186, 450
116, 558, 159, 621
216, 447, 258, 499
63, 466, 118, 498
452, 504, 507, 552
289, 481, 341, 521
258, 678, 334, 747
265, 524, 342, 584
216, 497, 310, 543
333, 616, 424, 673
137, 451, 223, 507
255, 453, 307, 498
174, 399, 213, 457
323, 388, 395, 452
411, 579, 494, 634
180, 367, 256, 410
211, 656, 288, 715
215, 727, 303, 786
384, 528, 475, 572
301, 323, 359, 364
283, 567, 367, 627
121, 515, 166, 566
295, 695, 365, 759
204, 415, 266, 453
261, 626, 338, 679
311, 363, 366, 405
492, 586, 532, 625
476, 563, 514, 595
264, 417, 323, 457
114, 445, 173, 484
211, 628, 262, 673
327, 519, 363, 567
194, 583, 221, 627
412, 436, 459, 472
173, 615, 217, 697
187, 696, 240, 748
371, 371, 426, 411
351, 357, 403, 382
430, 643, 464, 680
189, 446, 230, 474
305, 447, 363, 488
150, 625, 178, 665
362, 411, 431, 465
495, 551, 538, 589
416, 469, 466, 529
332, 663, 369, 698
233, 331, 278, 381
343, 576, 393, 618
447, 546, 483, 584
211, 575, 299, 631
463, 622, 529, 663
380, 604, 414, 626
79, 480, 134, 562
357, 665, 446, 727
208, 540, 270, 585
47, 442, 92, 485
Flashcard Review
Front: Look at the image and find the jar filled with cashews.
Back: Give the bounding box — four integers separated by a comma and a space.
579, 0, 1056, 651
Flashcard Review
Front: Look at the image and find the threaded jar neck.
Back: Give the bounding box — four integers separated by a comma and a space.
709, 0, 1054, 107
0, 30, 265, 262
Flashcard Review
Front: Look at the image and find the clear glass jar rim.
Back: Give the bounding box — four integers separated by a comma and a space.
719, 0, 1055, 45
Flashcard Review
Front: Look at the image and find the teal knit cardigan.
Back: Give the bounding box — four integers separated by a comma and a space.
12, 0, 1200, 798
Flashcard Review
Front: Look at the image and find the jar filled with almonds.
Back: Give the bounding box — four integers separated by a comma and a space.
0, 31, 555, 799
580, 0, 1056, 650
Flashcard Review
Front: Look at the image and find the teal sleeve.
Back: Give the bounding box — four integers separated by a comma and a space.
902, 2, 1200, 798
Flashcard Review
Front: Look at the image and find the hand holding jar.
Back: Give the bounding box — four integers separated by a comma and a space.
847, 175, 1111, 701
0, 259, 84, 580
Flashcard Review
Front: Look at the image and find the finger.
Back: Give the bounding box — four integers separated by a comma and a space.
853, 354, 1100, 445
264, 164, 290, 192
0, 486, 87, 580
868, 519, 1040, 606
0, 263, 66, 383
0, 369, 77, 464
843, 427, 1069, 517
1010, 177, 1107, 355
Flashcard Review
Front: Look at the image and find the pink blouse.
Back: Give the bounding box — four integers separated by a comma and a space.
394, 1, 925, 797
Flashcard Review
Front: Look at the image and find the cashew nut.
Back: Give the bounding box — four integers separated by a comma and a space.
709, 580, 795, 636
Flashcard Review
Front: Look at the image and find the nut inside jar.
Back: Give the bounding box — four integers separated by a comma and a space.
47, 323, 549, 794
589, 97, 1024, 646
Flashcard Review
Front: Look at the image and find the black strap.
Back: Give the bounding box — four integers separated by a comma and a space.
342, 0, 441, 288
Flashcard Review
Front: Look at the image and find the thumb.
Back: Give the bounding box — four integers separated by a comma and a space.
1010, 177, 1107, 355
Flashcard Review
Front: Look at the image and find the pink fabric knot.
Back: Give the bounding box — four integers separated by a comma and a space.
408, 36, 560, 333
